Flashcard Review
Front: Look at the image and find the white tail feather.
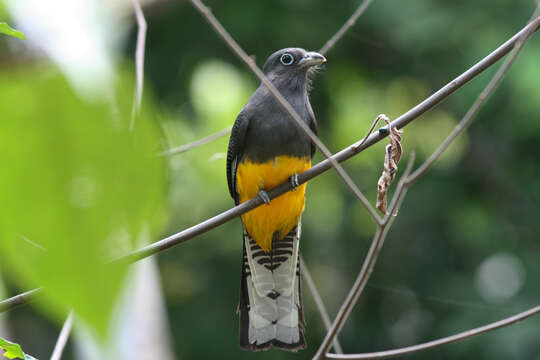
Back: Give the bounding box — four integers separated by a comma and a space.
243, 223, 302, 347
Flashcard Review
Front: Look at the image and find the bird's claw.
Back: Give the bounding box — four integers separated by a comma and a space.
258, 190, 271, 205
289, 173, 300, 190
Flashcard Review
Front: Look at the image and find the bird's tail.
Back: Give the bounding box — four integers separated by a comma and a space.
238, 223, 306, 351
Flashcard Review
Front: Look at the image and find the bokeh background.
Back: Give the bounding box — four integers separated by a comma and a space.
1, 0, 539, 359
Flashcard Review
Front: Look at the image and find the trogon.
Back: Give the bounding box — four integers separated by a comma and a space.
226, 48, 326, 351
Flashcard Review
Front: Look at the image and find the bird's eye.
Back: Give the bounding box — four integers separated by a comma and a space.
280, 53, 294, 66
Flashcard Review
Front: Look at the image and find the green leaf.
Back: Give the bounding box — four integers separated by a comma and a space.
0, 68, 166, 340
0, 337, 37, 360
0, 337, 24, 359
0, 22, 26, 39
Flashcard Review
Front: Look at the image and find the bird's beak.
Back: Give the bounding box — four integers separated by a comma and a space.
298, 52, 326, 67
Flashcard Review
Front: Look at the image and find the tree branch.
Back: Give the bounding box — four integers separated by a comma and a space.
300, 256, 343, 354
315, 11, 540, 359
50, 311, 74, 360
159, 127, 232, 156
313, 155, 415, 359
325, 305, 540, 359
130, 0, 147, 131
0, 288, 41, 313
407, 11, 540, 183
319, 0, 375, 55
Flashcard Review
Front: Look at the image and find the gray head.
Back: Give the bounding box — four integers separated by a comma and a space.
262, 48, 326, 91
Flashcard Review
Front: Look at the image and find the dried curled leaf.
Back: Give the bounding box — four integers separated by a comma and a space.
376, 115, 403, 214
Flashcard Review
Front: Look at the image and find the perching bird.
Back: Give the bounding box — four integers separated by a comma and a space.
226, 48, 326, 351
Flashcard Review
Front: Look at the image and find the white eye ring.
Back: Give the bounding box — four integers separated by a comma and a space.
280, 53, 294, 66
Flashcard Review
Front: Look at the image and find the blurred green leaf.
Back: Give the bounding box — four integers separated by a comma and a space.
0, 68, 165, 340
0, 22, 25, 39
0, 337, 37, 360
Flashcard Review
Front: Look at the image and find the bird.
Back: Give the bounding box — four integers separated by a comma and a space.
226, 48, 326, 351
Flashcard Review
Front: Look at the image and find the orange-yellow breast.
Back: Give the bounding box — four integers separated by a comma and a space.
236, 155, 311, 252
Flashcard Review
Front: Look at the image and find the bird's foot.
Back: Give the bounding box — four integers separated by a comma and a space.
258, 190, 271, 205
289, 173, 300, 190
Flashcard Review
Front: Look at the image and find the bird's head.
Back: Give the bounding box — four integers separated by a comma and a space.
262, 48, 326, 91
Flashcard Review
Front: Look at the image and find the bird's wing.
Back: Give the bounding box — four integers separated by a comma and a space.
227, 111, 250, 203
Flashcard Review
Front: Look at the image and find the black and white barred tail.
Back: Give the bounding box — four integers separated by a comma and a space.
238, 223, 306, 351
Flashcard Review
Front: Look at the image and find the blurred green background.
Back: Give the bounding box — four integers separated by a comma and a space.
1, 0, 540, 359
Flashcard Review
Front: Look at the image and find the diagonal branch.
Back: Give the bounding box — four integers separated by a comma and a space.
129, 0, 147, 131
361, 15, 540, 146
313, 155, 415, 359
325, 304, 540, 359
0, 288, 41, 313
300, 256, 343, 354
319, 0, 375, 55
406, 11, 540, 183
316, 11, 540, 359
190, 0, 383, 225
2, 15, 539, 314
159, 127, 232, 156
50, 311, 74, 360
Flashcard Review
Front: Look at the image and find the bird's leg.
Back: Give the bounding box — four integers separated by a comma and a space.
258, 190, 271, 205
289, 173, 300, 190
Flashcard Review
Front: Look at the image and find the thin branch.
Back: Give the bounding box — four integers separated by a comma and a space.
325, 305, 540, 359
313, 156, 415, 360
319, 0, 375, 55
50, 311, 74, 360
407, 12, 540, 183
300, 256, 343, 354
2, 17, 539, 313
130, 0, 147, 131
190, 0, 383, 225
0, 288, 41, 313
357, 113, 387, 150
372, 16, 540, 139
159, 127, 232, 156
317, 11, 540, 359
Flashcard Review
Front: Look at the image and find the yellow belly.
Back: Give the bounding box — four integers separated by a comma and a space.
236, 155, 311, 252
